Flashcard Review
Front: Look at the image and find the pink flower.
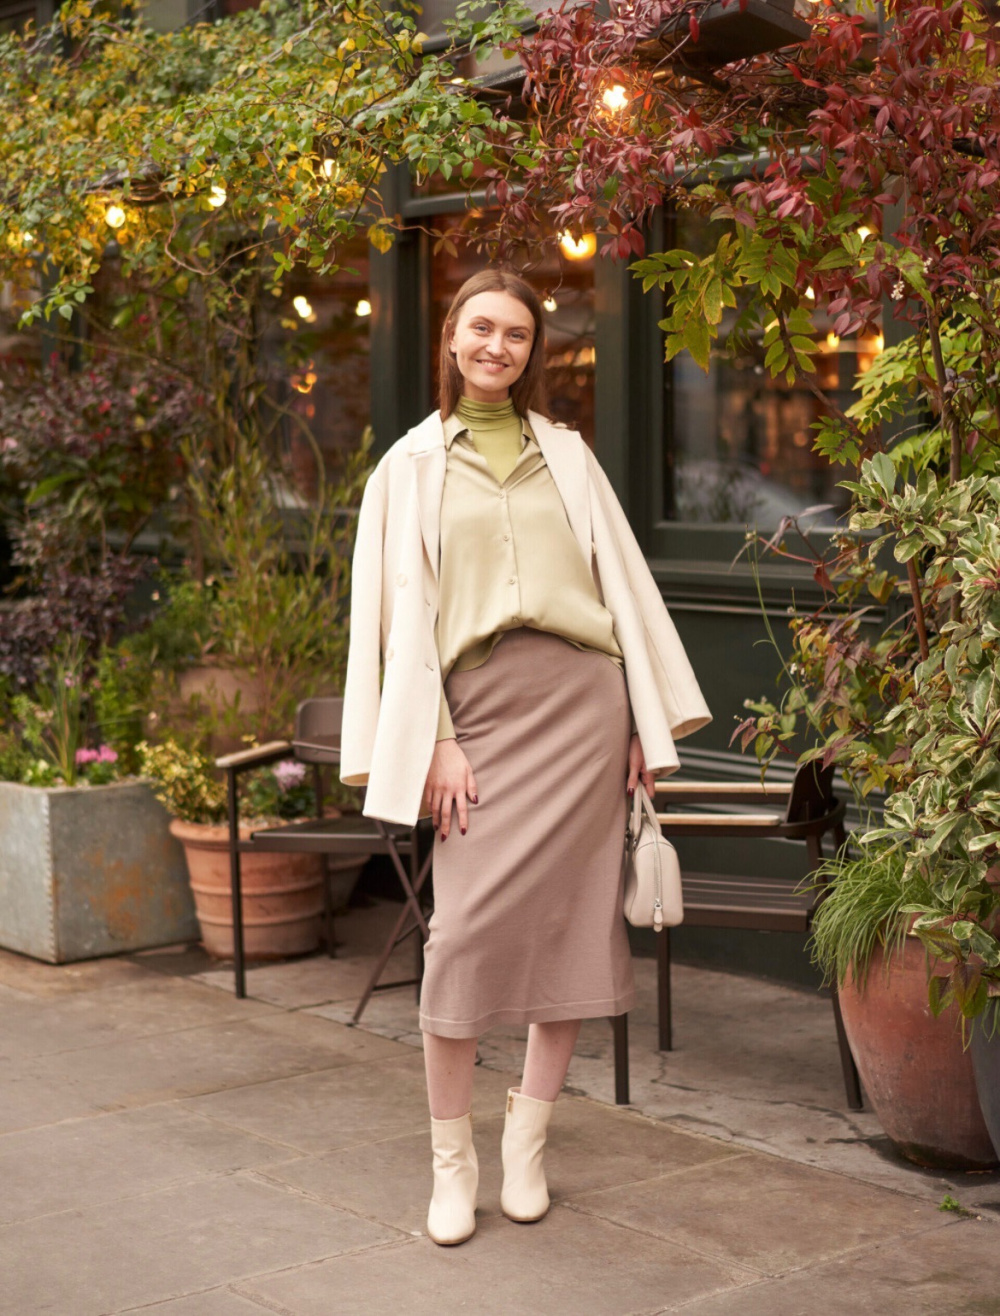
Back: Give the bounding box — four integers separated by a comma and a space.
75, 748, 99, 765
274, 759, 306, 792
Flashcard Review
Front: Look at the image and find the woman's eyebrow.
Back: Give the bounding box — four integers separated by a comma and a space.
470, 315, 533, 333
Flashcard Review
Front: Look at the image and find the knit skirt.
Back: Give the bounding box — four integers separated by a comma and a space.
418, 628, 636, 1038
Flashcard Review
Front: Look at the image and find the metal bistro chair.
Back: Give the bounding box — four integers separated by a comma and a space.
609, 761, 862, 1111
216, 698, 433, 1016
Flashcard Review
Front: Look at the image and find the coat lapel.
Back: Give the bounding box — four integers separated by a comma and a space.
528, 411, 593, 563
406, 413, 447, 582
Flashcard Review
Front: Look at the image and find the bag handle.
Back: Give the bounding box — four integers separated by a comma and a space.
629, 782, 660, 838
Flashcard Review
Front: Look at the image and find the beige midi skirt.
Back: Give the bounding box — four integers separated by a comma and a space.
418, 628, 636, 1039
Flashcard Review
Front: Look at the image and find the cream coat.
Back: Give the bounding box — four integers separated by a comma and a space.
340, 410, 712, 826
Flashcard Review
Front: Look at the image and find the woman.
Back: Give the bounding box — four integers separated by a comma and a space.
341, 267, 710, 1246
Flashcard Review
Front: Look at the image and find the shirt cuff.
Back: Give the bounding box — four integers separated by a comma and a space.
436, 686, 456, 741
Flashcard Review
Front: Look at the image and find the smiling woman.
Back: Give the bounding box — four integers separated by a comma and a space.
340, 263, 710, 1247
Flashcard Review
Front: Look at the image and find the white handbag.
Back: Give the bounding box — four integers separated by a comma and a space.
622, 784, 684, 930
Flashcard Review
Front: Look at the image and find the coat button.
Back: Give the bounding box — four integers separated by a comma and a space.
397, 573, 407, 587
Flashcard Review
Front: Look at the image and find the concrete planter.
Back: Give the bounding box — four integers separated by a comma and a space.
0, 779, 198, 963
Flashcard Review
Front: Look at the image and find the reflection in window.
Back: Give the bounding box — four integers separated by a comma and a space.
429, 214, 596, 446
664, 211, 879, 532
261, 240, 371, 499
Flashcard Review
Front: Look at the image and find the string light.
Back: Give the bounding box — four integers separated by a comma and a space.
543, 296, 557, 312
602, 83, 628, 112
293, 295, 316, 322
105, 205, 126, 230
825, 331, 840, 350
208, 185, 227, 209
355, 298, 371, 317
321, 159, 339, 180
857, 226, 873, 240
558, 231, 597, 261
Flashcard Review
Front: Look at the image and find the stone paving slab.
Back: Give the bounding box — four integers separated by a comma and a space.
673, 1217, 1000, 1315
0, 1172, 402, 1315
237, 1207, 759, 1316
565, 1151, 940, 1278
0, 974, 278, 1060
187, 1050, 515, 1156
0, 1103, 296, 1225
0, 945, 155, 997
1, 1009, 403, 1135
120, 1290, 272, 1314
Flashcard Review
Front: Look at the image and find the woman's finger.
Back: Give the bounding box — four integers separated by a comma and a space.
431, 788, 443, 832
626, 762, 639, 794
455, 790, 469, 836
439, 791, 453, 840
466, 767, 479, 806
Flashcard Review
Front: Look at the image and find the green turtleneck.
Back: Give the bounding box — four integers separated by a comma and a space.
455, 394, 524, 484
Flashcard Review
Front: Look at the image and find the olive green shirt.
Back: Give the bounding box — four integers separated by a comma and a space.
436, 397, 624, 740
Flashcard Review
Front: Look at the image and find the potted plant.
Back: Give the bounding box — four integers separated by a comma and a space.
0, 647, 198, 963
811, 845, 997, 1170
139, 737, 328, 960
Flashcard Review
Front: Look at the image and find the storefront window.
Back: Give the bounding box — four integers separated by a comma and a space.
664, 211, 878, 532
263, 240, 371, 495
429, 215, 596, 444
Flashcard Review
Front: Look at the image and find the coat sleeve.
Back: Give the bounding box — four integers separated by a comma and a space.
584, 446, 712, 741
340, 463, 388, 787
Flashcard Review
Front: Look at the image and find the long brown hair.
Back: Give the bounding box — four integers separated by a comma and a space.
437, 268, 548, 420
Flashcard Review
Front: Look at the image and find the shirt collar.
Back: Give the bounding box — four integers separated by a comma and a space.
442, 410, 536, 451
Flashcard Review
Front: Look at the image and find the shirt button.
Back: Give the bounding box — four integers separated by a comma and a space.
499, 490, 507, 500
397, 573, 407, 587
508, 577, 517, 586
502, 533, 510, 542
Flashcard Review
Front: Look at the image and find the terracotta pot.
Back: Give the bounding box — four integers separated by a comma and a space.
840, 936, 998, 1170
169, 819, 324, 960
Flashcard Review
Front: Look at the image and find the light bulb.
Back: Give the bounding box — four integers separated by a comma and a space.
105, 205, 126, 230
293, 295, 315, 321
825, 331, 840, 350
355, 298, 372, 317
558, 231, 597, 261
208, 185, 227, 209
543, 296, 557, 312
857, 226, 872, 240
602, 84, 628, 112
321, 158, 339, 180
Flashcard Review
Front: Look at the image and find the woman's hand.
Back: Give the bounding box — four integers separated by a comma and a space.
425, 739, 479, 840
626, 733, 655, 797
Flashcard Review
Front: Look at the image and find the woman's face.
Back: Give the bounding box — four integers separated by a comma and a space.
448, 290, 535, 403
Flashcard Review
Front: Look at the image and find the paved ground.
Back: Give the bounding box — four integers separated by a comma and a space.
1, 897, 998, 1315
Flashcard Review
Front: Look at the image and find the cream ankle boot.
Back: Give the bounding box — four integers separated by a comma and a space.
426, 1113, 478, 1245
500, 1087, 554, 1223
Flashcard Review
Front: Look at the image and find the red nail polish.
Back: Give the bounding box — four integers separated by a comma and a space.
441, 833, 447, 842
472, 795, 479, 804
461, 827, 467, 835
627, 787, 634, 796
